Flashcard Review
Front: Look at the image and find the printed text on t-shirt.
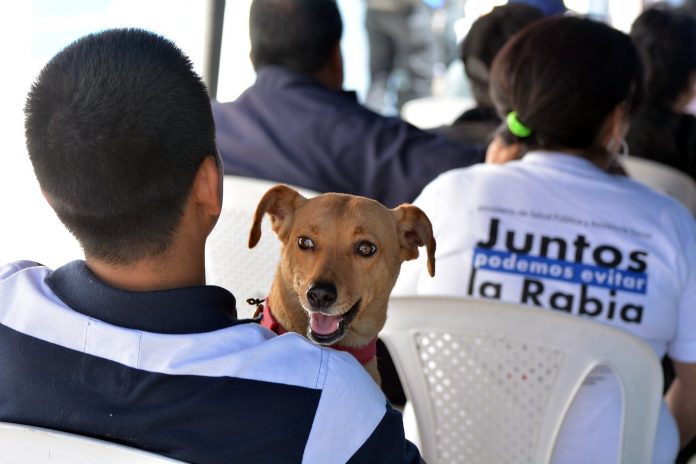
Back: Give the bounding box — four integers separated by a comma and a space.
467, 217, 648, 324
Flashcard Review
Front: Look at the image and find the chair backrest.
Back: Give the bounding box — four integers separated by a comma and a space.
205, 175, 320, 318
0, 422, 183, 464
620, 156, 696, 215
400, 96, 475, 129
381, 296, 663, 464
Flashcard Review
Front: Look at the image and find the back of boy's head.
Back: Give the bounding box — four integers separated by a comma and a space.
461, 3, 543, 109
249, 0, 343, 74
490, 16, 643, 154
24, 28, 217, 264
630, 6, 696, 107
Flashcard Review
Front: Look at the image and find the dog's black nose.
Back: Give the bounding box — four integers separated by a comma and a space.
306, 283, 337, 309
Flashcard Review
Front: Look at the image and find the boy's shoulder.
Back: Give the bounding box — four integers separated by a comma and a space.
0, 260, 46, 281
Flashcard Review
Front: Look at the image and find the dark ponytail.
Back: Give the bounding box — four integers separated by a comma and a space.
489, 16, 643, 157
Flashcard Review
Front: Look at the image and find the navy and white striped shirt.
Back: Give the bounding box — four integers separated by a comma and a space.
0, 260, 420, 463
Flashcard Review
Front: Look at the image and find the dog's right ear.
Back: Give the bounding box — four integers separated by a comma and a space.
249, 185, 307, 248
393, 204, 436, 277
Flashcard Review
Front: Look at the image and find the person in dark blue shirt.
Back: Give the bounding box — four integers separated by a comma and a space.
212, 0, 484, 208
508, 0, 566, 16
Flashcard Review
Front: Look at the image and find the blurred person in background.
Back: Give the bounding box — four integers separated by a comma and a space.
364, 0, 437, 114
438, 2, 543, 145
213, 0, 486, 209
625, 5, 696, 180
508, 0, 566, 15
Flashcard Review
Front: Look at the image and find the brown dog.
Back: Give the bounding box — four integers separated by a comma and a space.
248, 185, 435, 384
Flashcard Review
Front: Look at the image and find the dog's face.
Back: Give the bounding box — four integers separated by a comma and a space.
249, 186, 434, 346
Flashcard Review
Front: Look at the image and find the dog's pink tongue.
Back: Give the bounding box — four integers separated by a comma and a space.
310, 313, 341, 335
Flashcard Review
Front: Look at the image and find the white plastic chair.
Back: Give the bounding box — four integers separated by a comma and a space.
400, 96, 475, 130
620, 156, 696, 215
381, 296, 663, 464
0, 422, 183, 463
205, 175, 320, 318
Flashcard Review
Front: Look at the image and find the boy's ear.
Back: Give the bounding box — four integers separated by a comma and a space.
193, 155, 223, 217
249, 185, 307, 248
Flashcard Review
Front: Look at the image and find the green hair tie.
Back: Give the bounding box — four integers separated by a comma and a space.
506, 111, 532, 138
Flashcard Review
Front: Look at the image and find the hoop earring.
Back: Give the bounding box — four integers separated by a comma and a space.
606, 136, 629, 158
619, 138, 629, 158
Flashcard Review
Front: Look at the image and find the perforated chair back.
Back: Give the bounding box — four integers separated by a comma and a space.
621, 156, 696, 215
205, 176, 320, 318
0, 422, 183, 463
381, 296, 663, 464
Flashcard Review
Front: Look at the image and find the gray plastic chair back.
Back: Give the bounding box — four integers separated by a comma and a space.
0, 422, 183, 464
205, 176, 319, 318
382, 296, 663, 464
621, 156, 696, 215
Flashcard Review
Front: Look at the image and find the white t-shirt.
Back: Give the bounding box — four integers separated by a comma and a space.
394, 151, 696, 463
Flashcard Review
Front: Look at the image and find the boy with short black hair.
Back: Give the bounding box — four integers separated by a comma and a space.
2, 28, 421, 464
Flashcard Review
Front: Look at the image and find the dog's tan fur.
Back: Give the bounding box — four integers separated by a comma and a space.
249, 185, 435, 384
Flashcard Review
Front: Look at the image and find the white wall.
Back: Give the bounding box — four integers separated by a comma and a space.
0, 0, 209, 267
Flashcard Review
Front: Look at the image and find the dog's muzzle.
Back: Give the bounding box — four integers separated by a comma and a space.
307, 299, 361, 345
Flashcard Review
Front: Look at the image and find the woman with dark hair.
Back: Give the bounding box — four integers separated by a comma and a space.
625, 6, 696, 179
439, 3, 544, 145
395, 16, 696, 463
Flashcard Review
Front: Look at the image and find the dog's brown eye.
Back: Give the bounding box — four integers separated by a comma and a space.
298, 236, 314, 250
356, 241, 377, 257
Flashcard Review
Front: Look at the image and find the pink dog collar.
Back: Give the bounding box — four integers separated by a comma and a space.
259, 298, 288, 335
333, 338, 378, 366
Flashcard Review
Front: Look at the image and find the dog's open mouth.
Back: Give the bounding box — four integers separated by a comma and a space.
308, 299, 361, 345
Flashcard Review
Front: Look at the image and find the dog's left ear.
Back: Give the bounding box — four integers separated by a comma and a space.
393, 204, 436, 277
249, 185, 307, 248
